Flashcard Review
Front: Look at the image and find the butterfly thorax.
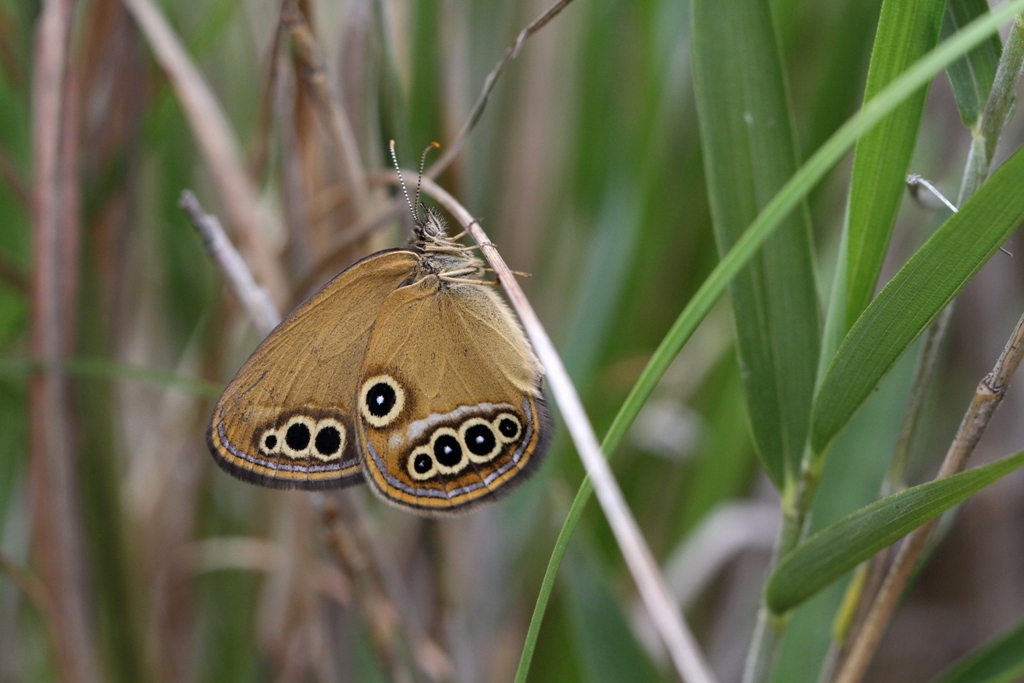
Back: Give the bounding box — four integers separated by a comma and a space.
410, 205, 486, 285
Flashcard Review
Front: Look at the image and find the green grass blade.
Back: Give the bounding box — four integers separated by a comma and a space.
843, 0, 945, 330
772, 347, 919, 680
514, 3, 1024, 679
692, 0, 820, 487
928, 618, 1024, 683
811, 142, 1024, 454
943, 0, 1003, 128
562, 548, 662, 683
0, 356, 223, 398
765, 449, 1024, 614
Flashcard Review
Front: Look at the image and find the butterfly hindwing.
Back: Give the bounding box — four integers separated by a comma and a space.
355, 275, 551, 514
208, 250, 421, 489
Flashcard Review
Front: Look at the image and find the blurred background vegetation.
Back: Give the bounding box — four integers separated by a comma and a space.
2, 0, 1024, 681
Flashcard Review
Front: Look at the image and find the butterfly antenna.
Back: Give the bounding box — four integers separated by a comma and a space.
389, 140, 417, 219
414, 141, 440, 211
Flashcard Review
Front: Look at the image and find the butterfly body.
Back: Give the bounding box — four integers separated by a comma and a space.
207, 207, 551, 515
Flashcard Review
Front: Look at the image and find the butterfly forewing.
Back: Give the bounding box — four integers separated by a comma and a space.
208, 250, 421, 489
355, 276, 551, 514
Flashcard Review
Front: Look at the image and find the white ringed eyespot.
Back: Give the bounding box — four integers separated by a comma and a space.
310, 418, 345, 461
407, 446, 437, 481
431, 427, 467, 475
259, 428, 281, 455
460, 417, 502, 463
493, 412, 522, 444
360, 375, 406, 428
281, 415, 317, 458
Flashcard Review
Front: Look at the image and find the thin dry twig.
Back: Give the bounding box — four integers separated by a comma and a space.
0, 552, 52, 627
179, 191, 281, 335
294, 173, 408, 296
426, 0, 577, 179
122, 0, 289, 305
315, 497, 412, 683
29, 1, 102, 681
332, 494, 454, 682
283, 1, 371, 219
175, 536, 351, 605
313, 494, 453, 683
299, 0, 577, 290
835, 309, 1024, 683
247, 0, 291, 181
417, 175, 717, 683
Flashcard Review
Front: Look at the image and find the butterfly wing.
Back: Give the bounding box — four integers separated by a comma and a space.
207, 249, 421, 489
355, 276, 551, 514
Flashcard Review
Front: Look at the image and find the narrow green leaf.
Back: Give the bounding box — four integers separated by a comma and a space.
812, 142, 1024, 454
843, 0, 945, 330
765, 449, 1024, 614
693, 0, 820, 487
772, 346, 919, 680
562, 548, 661, 683
929, 618, 1024, 683
943, 0, 1003, 128
0, 356, 223, 398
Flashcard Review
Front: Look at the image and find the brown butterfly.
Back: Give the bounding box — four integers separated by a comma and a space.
207, 188, 551, 515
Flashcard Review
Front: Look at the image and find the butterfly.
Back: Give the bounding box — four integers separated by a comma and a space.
206, 199, 551, 515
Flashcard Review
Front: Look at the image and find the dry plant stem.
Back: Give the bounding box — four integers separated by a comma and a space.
181, 191, 449, 682
335, 494, 454, 682
179, 191, 281, 335
299, 175, 413, 294
317, 497, 412, 683
299, 0, 576, 288
835, 310, 1024, 683
29, 1, 103, 681
247, 0, 291, 181
426, 0, 577, 179
315, 495, 453, 683
0, 553, 51, 618
283, 2, 371, 219
417, 175, 717, 683
122, 0, 289, 305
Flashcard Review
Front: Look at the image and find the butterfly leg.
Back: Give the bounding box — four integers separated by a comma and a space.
483, 267, 532, 278
440, 277, 499, 286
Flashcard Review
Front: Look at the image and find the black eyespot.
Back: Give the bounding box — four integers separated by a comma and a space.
498, 417, 520, 440
413, 453, 433, 474
433, 434, 462, 467
286, 422, 311, 451
264, 434, 278, 449
465, 423, 497, 456
315, 425, 341, 456
360, 375, 405, 427
366, 382, 397, 418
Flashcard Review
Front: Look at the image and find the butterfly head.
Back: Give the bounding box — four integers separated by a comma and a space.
389, 141, 457, 249
413, 203, 450, 242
